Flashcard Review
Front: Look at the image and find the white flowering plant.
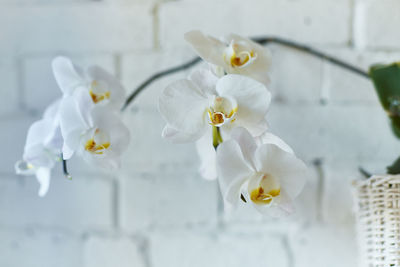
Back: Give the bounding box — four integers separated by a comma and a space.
16, 31, 373, 217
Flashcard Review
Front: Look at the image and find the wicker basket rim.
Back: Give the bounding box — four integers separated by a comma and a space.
353, 174, 400, 187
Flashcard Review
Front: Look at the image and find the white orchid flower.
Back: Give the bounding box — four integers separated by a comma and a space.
216, 127, 307, 217
52, 56, 125, 110
159, 69, 271, 143
196, 128, 294, 180
185, 31, 271, 85
59, 95, 130, 169
15, 100, 63, 197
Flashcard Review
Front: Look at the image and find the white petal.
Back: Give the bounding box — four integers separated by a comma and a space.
72, 86, 95, 126
59, 96, 89, 157
251, 190, 295, 217
256, 132, 294, 154
62, 143, 75, 159
216, 139, 253, 210
229, 127, 258, 170
159, 79, 208, 141
195, 130, 217, 180
162, 125, 202, 143
77, 107, 130, 169
52, 56, 84, 95
224, 34, 271, 85
15, 160, 36, 176
91, 107, 130, 157
216, 75, 271, 131
184, 30, 227, 68
189, 68, 218, 96
254, 144, 307, 199
87, 66, 126, 109
23, 120, 57, 167
36, 167, 51, 197
43, 99, 61, 120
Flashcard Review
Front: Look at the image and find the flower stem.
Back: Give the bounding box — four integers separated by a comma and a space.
212, 126, 223, 150
62, 154, 72, 180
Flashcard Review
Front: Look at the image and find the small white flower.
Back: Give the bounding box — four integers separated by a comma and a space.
15, 100, 63, 197
196, 128, 294, 180
159, 69, 271, 143
185, 31, 271, 85
59, 95, 130, 169
216, 127, 307, 217
52, 56, 125, 110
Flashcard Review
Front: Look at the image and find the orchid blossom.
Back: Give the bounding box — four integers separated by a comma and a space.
185, 31, 271, 85
196, 129, 294, 180
59, 95, 130, 169
52, 56, 125, 110
216, 127, 307, 217
159, 69, 271, 143
15, 100, 63, 197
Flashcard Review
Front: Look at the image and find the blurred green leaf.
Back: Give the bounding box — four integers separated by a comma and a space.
387, 156, 400, 174
369, 62, 400, 138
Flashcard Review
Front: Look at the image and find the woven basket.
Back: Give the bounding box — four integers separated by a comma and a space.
353, 175, 400, 267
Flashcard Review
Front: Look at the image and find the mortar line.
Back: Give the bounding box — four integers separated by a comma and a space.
282, 234, 294, 267
151, 2, 161, 51
112, 178, 120, 230
313, 158, 325, 223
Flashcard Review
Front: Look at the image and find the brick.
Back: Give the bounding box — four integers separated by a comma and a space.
323, 105, 400, 161
267, 103, 328, 162
269, 46, 323, 103
22, 53, 115, 113
160, 0, 351, 47
0, 113, 37, 174
149, 230, 289, 267
320, 48, 400, 103
268, 103, 400, 162
83, 235, 145, 267
354, 0, 400, 49
291, 224, 357, 267
0, 56, 18, 116
0, 173, 114, 232
121, 47, 196, 109
119, 171, 218, 232
0, 3, 152, 54
0, 228, 81, 267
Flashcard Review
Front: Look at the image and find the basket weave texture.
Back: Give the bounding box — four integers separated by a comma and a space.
353, 175, 400, 267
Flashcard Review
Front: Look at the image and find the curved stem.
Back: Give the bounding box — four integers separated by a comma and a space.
122, 36, 369, 111
121, 56, 202, 111
253, 36, 369, 78
62, 155, 72, 180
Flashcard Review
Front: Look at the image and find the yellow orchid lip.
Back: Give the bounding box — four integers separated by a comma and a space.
250, 187, 281, 205
84, 129, 111, 155
250, 173, 281, 205
224, 42, 257, 68
207, 96, 238, 127
90, 80, 111, 104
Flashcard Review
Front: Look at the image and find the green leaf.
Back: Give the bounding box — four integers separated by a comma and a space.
387, 156, 400, 175
369, 62, 400, 139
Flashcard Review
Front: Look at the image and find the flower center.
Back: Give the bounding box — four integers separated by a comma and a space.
224, 42, 256, 68
89, 80, 111, 104
250, 174, 281, 205
84, 128, 110, 155
207, 96, 238, 127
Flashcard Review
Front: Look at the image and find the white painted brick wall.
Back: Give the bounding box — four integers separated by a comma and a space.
1, 0, 399, 266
